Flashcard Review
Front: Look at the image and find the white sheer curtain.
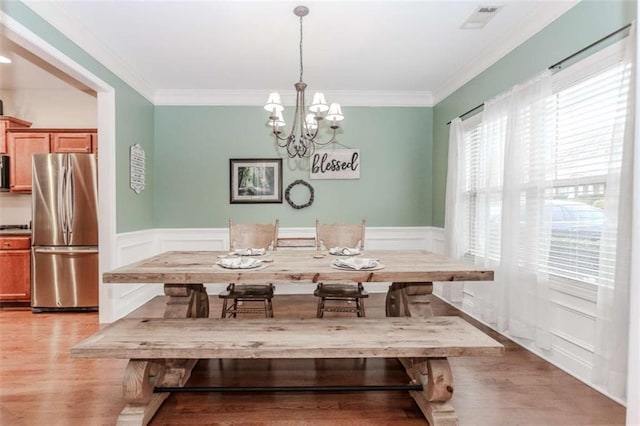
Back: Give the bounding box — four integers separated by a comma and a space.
593, 24, 636, 400
442, 117, 466, 303
443, 27, 635, 403
466, 71, 555, 348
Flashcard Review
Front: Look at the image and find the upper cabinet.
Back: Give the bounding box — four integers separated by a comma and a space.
7, 132, 50, 192
6, 128, 98, 193
51, 132, 93, 153
0, 116, 32, 154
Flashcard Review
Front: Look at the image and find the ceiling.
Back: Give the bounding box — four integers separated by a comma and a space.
2, 0, 580, 106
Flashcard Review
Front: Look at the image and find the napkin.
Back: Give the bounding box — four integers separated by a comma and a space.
230, 248, 266, 256
329, 247, 360, 256
218, 257, 263, 269
332, 257, 378, 270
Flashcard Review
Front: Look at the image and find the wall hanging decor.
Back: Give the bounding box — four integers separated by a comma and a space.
285, 179, 314, 209
229, 158, 283, 204
129, 144, 145, 194
310, 149, 360, 180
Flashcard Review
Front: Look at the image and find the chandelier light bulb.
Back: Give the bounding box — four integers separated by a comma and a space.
264, 92, 284, 113
305, 113, 318, 130
268, 109, 286, 128
326, 103, 344, 122
309, 92, 329, 113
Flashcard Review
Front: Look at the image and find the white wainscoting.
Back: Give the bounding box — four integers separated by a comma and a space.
106, 226, 434, 322
428, 227, 615, 404
107, 228, 159, 321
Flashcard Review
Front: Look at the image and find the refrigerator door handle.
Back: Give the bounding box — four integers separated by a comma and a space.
34, 247, 99, 254
66, 158, 75, 237
57, 158, 68, 246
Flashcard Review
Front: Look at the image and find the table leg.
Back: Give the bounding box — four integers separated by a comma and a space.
387, 282, 458, 426
385, 282, 434, 318
159, 284, 209, 410
163, 283, 209, 319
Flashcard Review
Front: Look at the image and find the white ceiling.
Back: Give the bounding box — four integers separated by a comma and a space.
2, 0, 579, 106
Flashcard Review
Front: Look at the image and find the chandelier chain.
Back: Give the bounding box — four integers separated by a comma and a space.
299, 15, 304, 82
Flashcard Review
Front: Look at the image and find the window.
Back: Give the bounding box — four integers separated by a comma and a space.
460, 40, 630, 286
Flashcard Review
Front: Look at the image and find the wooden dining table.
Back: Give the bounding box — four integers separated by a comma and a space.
101, 249, 495, 425
103, 249, 494, 320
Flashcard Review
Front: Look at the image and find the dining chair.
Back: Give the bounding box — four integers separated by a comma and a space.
314, 219, 368, 318
219, 219, 279, 318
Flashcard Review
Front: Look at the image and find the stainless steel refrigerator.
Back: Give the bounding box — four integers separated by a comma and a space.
31, 153, 98, 312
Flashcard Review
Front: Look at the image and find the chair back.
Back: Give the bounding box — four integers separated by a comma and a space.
315, 219, 366, 251
229, 219, 280, 251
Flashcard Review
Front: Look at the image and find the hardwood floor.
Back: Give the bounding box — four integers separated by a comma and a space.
0, 293, 625, 425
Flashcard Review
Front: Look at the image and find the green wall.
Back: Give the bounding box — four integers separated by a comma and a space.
154, 106, 433, 227
9, 0, 635, 231
3, 0, 155, 233
432, 0, 637, 227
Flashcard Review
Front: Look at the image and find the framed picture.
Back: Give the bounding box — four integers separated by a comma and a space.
229, 158, 283, 204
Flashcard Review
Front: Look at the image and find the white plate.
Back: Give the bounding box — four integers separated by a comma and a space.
331, 263, 385, 271
331, 258, 384, 271
216, 258, 265, 269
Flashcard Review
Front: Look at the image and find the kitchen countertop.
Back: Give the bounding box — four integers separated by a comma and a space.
0, 230, 32, 236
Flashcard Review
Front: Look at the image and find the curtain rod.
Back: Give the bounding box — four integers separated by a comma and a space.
446, 22, 632, 126
446, 103, 484, 125
548, 23, 631, 70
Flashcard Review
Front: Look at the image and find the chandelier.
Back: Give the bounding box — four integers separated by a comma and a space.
264, 5, 344, 159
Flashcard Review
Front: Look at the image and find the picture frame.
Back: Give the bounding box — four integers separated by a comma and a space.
229, 158, 283, 204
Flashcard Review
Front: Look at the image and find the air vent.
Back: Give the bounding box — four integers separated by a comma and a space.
461, 5, 503, 29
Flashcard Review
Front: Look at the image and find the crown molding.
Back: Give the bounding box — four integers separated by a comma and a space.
154, 89, 434, 107
21, 0, 432, 109
22, 0, 156, 103
432, 0, 580, 104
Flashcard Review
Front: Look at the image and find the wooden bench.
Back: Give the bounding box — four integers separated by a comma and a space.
71, 316, 504, 426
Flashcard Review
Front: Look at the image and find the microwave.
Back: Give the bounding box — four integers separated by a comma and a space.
0, 155, 9, 191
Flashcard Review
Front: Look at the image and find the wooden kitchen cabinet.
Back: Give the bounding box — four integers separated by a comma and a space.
7, 132, 50, 192
6, 128, 97, 192
51, 132, 93, 153
0, 236, 31, 303
0, 116, 32, 154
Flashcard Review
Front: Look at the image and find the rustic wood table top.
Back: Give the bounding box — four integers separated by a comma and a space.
103, 249, 494, 285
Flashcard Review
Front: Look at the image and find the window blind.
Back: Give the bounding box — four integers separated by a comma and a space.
460, 41, 629, 285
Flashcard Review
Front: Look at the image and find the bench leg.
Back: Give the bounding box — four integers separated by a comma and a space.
387, 283, 458, 425
402, 357, 457, 426
116, 359, 169, 426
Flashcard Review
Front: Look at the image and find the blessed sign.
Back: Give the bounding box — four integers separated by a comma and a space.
310, 149, 360, 180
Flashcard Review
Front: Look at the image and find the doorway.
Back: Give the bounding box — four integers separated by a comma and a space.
1, 11, 117, 322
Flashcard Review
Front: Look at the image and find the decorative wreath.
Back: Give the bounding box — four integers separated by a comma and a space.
285, 179, 315, 209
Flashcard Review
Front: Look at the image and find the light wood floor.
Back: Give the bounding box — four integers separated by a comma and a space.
0, 293, 625, 425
